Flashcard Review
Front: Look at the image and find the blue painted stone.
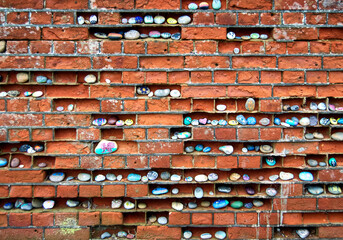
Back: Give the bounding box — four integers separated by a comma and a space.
254, 145, 260, 152
236, 115, 247, 125
218, 119, 227, 126
127, 173, 141, 182
15, 199, 25, 208
203, 147, 211, 153
212, 0, 221, 9
247, 117, 256, 125
136, 86, 150, 95
135, 16, 143, 23
36, 76, 47, 83
21, 203, 33, 211
200, 233, 212, 239
152, 187, 168, 195
338, 118, 343, 124
149, 31, 161, 38
274, 117, 281, 125
171, 33, 181, 40
244, 202, 253, 209
286, 119, 298, 126
19, 144, 32, 152
3, 202, 13, 210
184, 117, 192, 125
195, 144, 204, 151
213, 199, 229, 209
292, 117, 299, 124
161, 32, 171, 39
95, 140, 117, 154
320, 117, 330, 126
329, 157, 337, 167
24, 91, 32, 97
46, 79, 53, 84
0, 158, 7, 167
93, 118, 107, 126
247, 145, 255, 151
299, 171, 314, 181
265, 157, 276, 166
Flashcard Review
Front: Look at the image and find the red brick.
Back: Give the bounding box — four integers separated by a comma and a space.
137, 226, 182, 239
32, 213, 54, 227
169, 212, 190, 225
275, 0, 317, 9
216, 13, 236, 25
237, 212, 258, 225
79, 212, 100, 226
0, 0, 43, 8
193, 12, 214, 25
102, 185, 125, 197
45, 228, 90, 240
101, 212, 123, 225
229, 0, 272, 9
46, 0, 88, 9
79, 185, 101, 197
192, 213, 212, 225
9, 213, 31, 226
182, 27, 227, 40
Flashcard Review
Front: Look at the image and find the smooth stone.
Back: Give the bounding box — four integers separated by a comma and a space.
149, 215, 157, 223
161, 171, 170, 180
260, 145, 273, 153
56, 106, 64, 112
141, 176, 148, 183
319, 162, 327, 167
152, 187, 168, 195
31, 198, 43, 208
219, 145, 234, 155
245, 202, 254, 209
95, 140, 118, 154
66, 176, 74, 181
286, 119, 298, 126
245, 98, 255, 111
0, 91, 8, 97
243, 174, 250, 181
95, 174, 105, 182
259, 118, 271, 126
135, 16, 143, 23
329, 104, 336, 111
101, 232, 112, 239
211, 120, 219, 125
0, 41, 5, 53
43, 200, 55, 209
231, 201, 243, 209
218, 185, 231, 193
0, 158, 7, 167
290, 105, 299, 111
185, 146, 194, 153
283, 104, 291, 111
32, 91, 44, 98
265, 157, 276, 166
309, 116, 318, 126
15, 199, 25, 208
199, 118, 208, 125
184, 176, 193, 182
177, 132, 191, 139
203, 146, 211, 153
49, 172, 65, 182
191, 119, 199, 126
77, 16, 85, 25
307, 159, 318, 167
227, 31, 235, 39
213, 199, 229, 209
111, 199, 122, 209
19, 144, 32, 153
154, 15, 165, 24
320, 117, 330, 126
116, 120, 124, 126
216, 104, 226, 111
108, 33, 122, 40
296, 229, 310, 239
84, 74, 96, 83
305, 133, 314, 140
247, 117, 256, 125
195, 144, 204, 151
229, 173, 240, 181
147, 171, 158, 181
94, 32, 108, 39
106, 173, 116, 181
253, 199, 264, 207
137, 86, 150, 95
93, 118, 107, 126
266, 187, 277, 197
274, 117, 281, 125
329, 157, 337, 167
128, 173, 141, 182
188, 3, 198, 9
328, 185, 342, 195
188, 202, 197, 209
313, 132, 324, 139
245, 187, 255, 195
10, 158, 19, 168
16, 72, 29, 83
201, 201, 211, 207
124, 30, 140, 40
178, 15, 191, 25
66, 199, 80, 208
318, 102, 326, 110
299, 171, 314, 181
89, 15, 97, 24
124, 201, 135, 209
184, 116, 192, 125
38, 162, 47, 168
117, 231, 128, 238
200, 233, 212, 239
77, 173, 91, 182
212, 0, 221, 9
171, 33, 181, 40
208, 173, 218, 181
194, 187, 204, 199
307, 185, 323, 195
236, 114, 247, 125
170, 89, 181, 97
269, 175, 279, 181
310, 102, 318, 110
154, 89, 170, 97
21, 203, 33, 211
33, 144, 44, 152
149, 30, 161, 38
234, 47, 240, 54
171, 202, 183, 211
280, 171, 294, 181
144, 15, 153, 24
158, 216, 168, 225
7, 90, 20, 97
300, 117, 310, 126
332, 132, 343, 141
172, 188, 179, 194
170, 174, 181, 181
3, 203, 13, 210
199, 2, 209, 9
140, 33, 149, 39
138, 203, 147, 209
36, 76, 47, 83
195, 174, 208, 182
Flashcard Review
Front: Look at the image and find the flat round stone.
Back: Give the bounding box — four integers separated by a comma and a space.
106, 173, 116, 181
137, 86, 150, 95
245, 98, 255, 111
245, 187, 255, 195
188, 202, 197, 209
170, 89, 181, 97
154, 89, 170, 97
171, 202, 183, 211
7, 90, 20, 97
32, 91, 43, 98
49, 172, 65, 182
200, 233, 212, 239
92, 118, 107, 126
305, 133, 314, 140
177, 131, 191, 139
95, 174, 105, 182
141, 176, 148, 183
328, 185, 342, 195
307, 185, 323, 195
149, 30, 161, 38
38, 162, 47, 168
188, 3, 198, 9
313, 132, 324, 139
147, 171, 158, 181
124, 201, 135, 209
269, 175, 279, 181
117, 231, 128, 238
329, 157, 337, 167
36, 76, 47, 83
43, 200, 55, 209
309, 116, 318, 126
16, 72, 29, 83
160, 171, 170, 180
77, 173, 91, 182
127, 173, 141, 182
66, 199, 80, 208
203, 146, 211, 152
194, 187, 204, 199
260, 145, 273, 153
259, 118, 271, 126
84, 74, 96, 83
185, 146, 194, 153
215, 231, 226, 240
332, 132, 343, 141
21, 203, 33, 211
10, 158, 20, 168
318, 102, 326, 110
0, 158, 7, 167
253, 199, 264, 207
154, 15, 165, 24
218, 185, 231, 193
219, 145, 233, 155
178, 15, 191, 25
265, 157, 276, 166
199, 2, 209, 9
280, 171, 294, 181
101, 232, 111, 239
299, 171, 314, 181
170, 174, 181, 181
171, 188, 179, 194
56, 106, 64, 112
247, 117, 256, 125
31, 198, 43, 208
3, 202, 13, 210
95, 140, 118, 154
94, 32, 108, 39
124, 30, 140, 40
296, 229, 310, 239
229, 173, 240, 181
171, 33, 181, 40
149, 215, 157, 223
266, 187, 277, 197
307, 159, 318, 167
195, 174, 208, 182
208, 173, 218, 181
216, 104, 226, 111
231, 201, 243, 209
158, 216, 168, 225
152, 187, 168, 195
300, 117, 310, 126
138, 203, 147, 209
144, 15, 153, 23
111, 199, 122, 209
319, 162, 327, 167
227, 31, 235, 39
201, 201, 211, 207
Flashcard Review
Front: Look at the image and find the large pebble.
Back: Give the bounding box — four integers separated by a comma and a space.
331, 132, 343, 141
49, 172, 65, 182
183, 230, 193, 239
307, 159, 318, 167
16, 72, 29, 83
36, 76, 47, 83
95, 140, 118, 154
200, 233, 212, 239
229, 173, 240, 181
43, 200, 55, 209
154, 89, 170, 97
328, 185, 342, 195
84, 74, 96, 83
195, 174, 208, 182
78, 173, 91, 182
7, 90, 20, 97
124, 30, 140, 40
194, 187, 204, 199
124, 201, 135, 209
21, 203, 33, 211
170, 89, 181, 97
299, 171, 314, 181
213, 199, 229, 209
0, 158, 8, 167
157, 216, 168, 225
307, 185, 323, 195
32, 198, 44, 208
245, 98, 255, 111
178, 15, 191, 24
66, 199, 80, 208
127, 173, 141, 182
219, 145, 234, 155
10, 158, 20, 168
279, 171, 294, 181
111, 199, 122, 209
95, 174, 105, 182
171, 202, 183, 211
266, 187, 277, 197
32, 91, 43, 98
152, 187, 168, 195
101, 232, 112, 239
0, 41, 5, 53
296, 229, 310, 239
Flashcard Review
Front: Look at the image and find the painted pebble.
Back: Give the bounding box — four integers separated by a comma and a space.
43, 200, 55, 209
49, 172, 65, 182
296, 229, 310, 239
128, 173, 141, 182
266, 187, 277, 197
0, 158, 8, 167
124, 201, 135, 209
213, 199, 229, 209
152, 187, 168, 195
188, 3, 198, 9
78, 173, 91, 182
299, 171, 314, 181
95, 140, 118, 154
199, 2, 210, 9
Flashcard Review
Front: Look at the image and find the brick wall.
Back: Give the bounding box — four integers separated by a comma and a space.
0, 0, 343, 239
